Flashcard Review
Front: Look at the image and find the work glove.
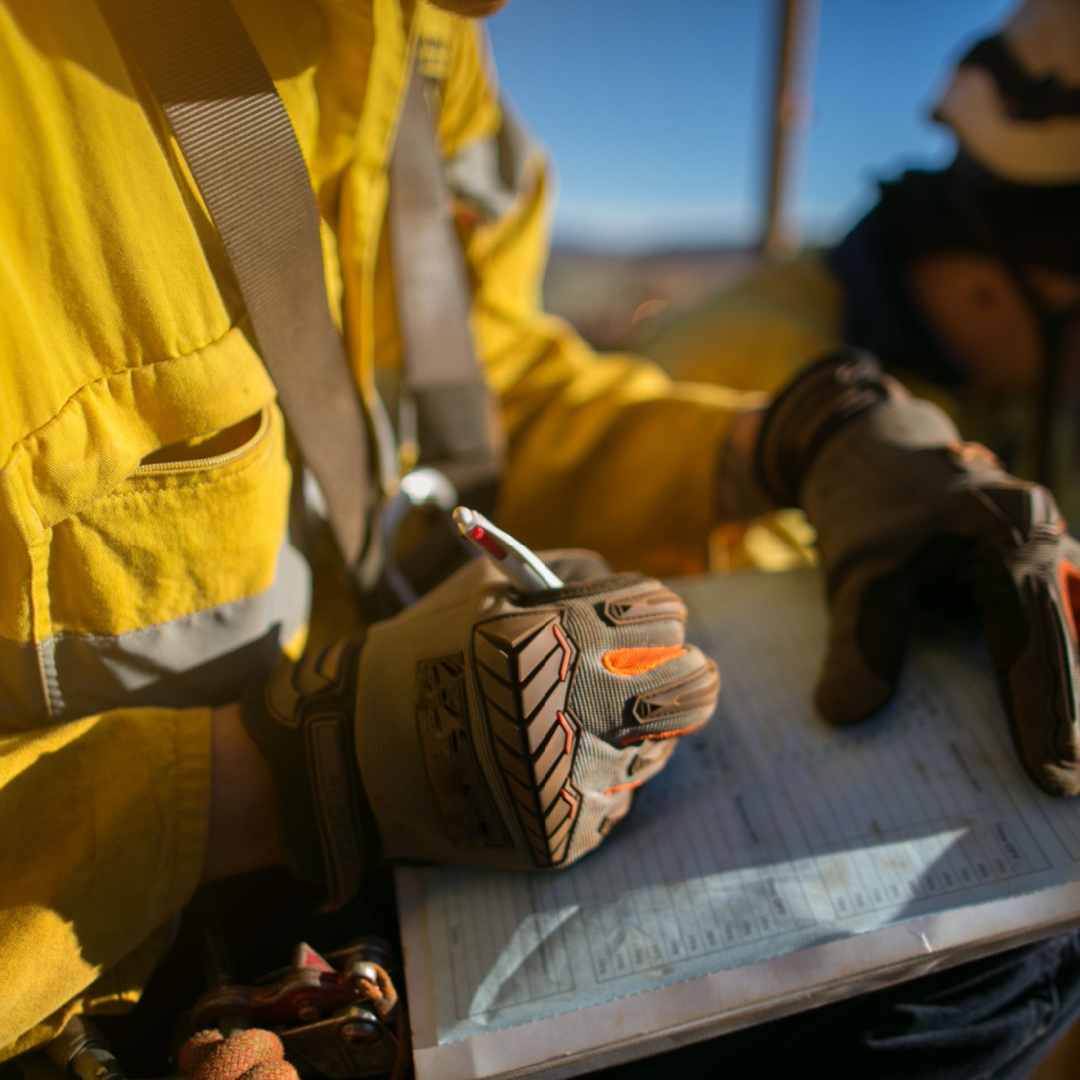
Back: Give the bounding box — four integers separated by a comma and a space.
756, 349, 1080, 797
243, 553, 719, 908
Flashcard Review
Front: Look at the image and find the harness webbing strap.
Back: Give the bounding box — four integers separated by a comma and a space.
101, 0, 372, 566
390, 65, 505, 495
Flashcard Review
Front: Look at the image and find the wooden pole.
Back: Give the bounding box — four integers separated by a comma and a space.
761, 0, 819, 258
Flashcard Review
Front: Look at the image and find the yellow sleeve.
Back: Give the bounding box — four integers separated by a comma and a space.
640, 248, 968, 424
639, 255, 848, 393
437, 19, 759, 574
0, 707, 211, 1060
634, 261, 848, 572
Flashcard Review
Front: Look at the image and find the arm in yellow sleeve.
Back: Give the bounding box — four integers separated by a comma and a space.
0, 706, 212, 1061
640, 256, 849, 394
436, 17, 763, 572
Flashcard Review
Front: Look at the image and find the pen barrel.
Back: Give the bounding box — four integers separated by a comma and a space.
502, 561, 557, 594
452, 506, 563, 592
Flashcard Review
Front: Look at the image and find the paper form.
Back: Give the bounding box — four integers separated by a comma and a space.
400, 569, 1080, 1048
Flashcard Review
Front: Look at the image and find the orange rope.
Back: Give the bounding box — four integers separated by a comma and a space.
178, 1029, 298, 1080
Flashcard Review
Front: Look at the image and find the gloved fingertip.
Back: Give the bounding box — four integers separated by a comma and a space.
1001, 582, 1080, 799
1027, 758, 1080, 799
1012, 693, 1080, 798
813, 665, 894, 726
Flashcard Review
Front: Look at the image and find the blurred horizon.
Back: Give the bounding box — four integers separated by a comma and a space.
486, 0, 1014, 254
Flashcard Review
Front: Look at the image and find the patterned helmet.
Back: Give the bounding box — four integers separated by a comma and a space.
933, 0, 1080, 185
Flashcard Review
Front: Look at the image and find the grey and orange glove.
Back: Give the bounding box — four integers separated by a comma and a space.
757, 349, 1080, 797
242, 553, 719, 907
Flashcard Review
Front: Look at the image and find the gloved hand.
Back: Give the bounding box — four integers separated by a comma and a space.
243, 552, 719, 907
756, 349, 1080, 797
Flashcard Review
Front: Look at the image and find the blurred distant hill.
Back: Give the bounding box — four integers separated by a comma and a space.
543, 245, 758, 352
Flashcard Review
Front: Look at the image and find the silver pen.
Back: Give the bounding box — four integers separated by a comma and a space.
453, 506, 563, 592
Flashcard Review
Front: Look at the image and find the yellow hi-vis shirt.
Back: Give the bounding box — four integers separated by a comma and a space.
0, 0, 756, 1055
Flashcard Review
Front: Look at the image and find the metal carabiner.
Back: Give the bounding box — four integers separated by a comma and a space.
354, 467, 461, 613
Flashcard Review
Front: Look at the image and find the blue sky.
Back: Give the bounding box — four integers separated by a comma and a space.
486, 0, 1015, 250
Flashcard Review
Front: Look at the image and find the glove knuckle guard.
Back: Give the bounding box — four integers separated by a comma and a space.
357, 559, 720, 870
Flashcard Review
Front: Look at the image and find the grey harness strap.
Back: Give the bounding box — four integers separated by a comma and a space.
100, 0, 373, 567
102, 0, 504, 602
389, 64, 505, 503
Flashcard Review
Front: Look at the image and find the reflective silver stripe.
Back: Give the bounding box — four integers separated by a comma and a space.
0, 543, 311, 726
443, 137, 515, 222
442, 101, 540, 225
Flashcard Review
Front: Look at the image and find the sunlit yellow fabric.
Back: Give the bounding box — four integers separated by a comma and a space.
644, 256, 847, 395
641, 256, 966, 570
0, 0, 751, 1056
644, 254, 963, 414
470, 164, 750, 573
0, 713, 211, 1057
654, 254, 1080, 524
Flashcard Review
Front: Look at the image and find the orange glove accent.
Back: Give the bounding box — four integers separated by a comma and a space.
602, 646, 688, 676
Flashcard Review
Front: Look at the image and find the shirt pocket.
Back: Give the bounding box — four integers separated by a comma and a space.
48, 403, 293, 633
24, 404, 309, 722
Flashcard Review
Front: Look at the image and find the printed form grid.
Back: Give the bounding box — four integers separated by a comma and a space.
422, 571, 1080, 1039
